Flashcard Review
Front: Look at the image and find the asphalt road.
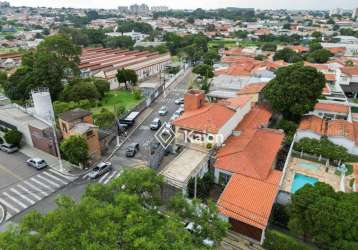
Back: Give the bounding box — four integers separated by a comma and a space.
6, 70, 192, 224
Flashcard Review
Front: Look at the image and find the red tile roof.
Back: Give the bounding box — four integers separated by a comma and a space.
324, 74, 336, 82
298, 115, 325, 135
235, 105, 272, 132
219, 95, 253, 110
237, 83, 267, 95
327, 47, 346, 55
314, 102, 349, 114
172, 103, 235, 134
215, 129, 284, 180
326, 119, 355, 141
341, 66, 358, 76
217, 171, 281, 229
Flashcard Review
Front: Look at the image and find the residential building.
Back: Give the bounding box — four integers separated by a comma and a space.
151, 6, 169, 12
352, 8, 358, 19
59, 109, 101, 162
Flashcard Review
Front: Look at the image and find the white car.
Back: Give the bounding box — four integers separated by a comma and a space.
158, 106, 168, 116
175, 107, 184, 116
175, 98, 184, 105
26, 158, 48, 170
169, 114, 179, 123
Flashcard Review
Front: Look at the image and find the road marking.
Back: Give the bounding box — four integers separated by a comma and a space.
0, 203, 4, 223
103, 171, 117, 184
5, 211, 12, 221
30, 177, 54, 192
3, 192, 27, 209
10, 188, 35, 205
17, 184, 42, 201
48, 169, 76, 181
98, 172, 111, 184
37, 174, 61, 188
81, 173, 90, 180
0, 198, 20, 213
24, 180, 48, 196
42, 172, 68, 185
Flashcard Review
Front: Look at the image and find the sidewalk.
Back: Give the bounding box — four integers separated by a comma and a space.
20, 145, 83, 176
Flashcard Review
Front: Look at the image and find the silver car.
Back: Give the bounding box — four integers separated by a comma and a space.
26, 158, 48, 170
88, 161, 112, 179
158, 106, 168, 116
0, 143, 18, 154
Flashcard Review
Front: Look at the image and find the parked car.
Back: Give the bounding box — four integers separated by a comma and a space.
26, 158, 48, 170
88, 161, 112, 179
158, 106, 168, 116
174, 107, 184, 116
0, 143, 18, 153
126, 143, 139, 157
175, 98, 184, 105
150, 118, 162, 130
169, 114, 179, 123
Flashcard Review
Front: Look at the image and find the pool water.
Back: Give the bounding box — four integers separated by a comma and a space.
291, 173, 318, 193
297, 161, 319, 171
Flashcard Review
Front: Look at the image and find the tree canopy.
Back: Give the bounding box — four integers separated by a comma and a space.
288, 182, 358, 249
116, 69, 138, 89
192, 64, 214, 78
263, 63, 325, 121
0, 168, 229, 249
273, 48, 303, 63
60, 135, 89, 165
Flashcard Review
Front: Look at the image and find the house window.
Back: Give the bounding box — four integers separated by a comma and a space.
219, 172, 231, 186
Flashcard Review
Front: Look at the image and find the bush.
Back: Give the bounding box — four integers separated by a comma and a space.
93, 79, 110, 98
133, 88, 142, 100
264, 230, 315, 250
4, 129, 22, 147
187, 171, 214, 199
294, 138, 350, 162
271, 203, 290, 228
94, 108, 115, 129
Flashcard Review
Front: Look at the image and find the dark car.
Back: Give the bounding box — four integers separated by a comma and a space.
0, 143, 18, 153
126, 143, 139, 157
88, 161, 112, 179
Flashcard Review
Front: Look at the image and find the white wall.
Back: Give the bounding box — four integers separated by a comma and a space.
214, 168, 233, 184
295, 130, 321, 142
328, 137, 355, 154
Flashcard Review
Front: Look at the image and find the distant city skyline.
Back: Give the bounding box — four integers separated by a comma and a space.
5, 0, 358, 11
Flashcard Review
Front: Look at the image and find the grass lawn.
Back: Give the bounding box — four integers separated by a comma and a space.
91, 90, 143, 115
208, 39, 238, 49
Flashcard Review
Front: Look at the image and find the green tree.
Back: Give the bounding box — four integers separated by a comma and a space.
60, 135, 89, 165
93, 79, 110, 98
193, 64, 214, 78
308, 41, 322, 52
288, 182, 358, 249
116, 69, 138, 89
61, 80, 100, 102
4, 129, 22, 146
273, 48, 303, 63
262, 43, 277, 52
203, 50, 220, 65
94, 108, 115, 129
113, 104, 126, 117
311, 31, 322, 40
105, 36, 134, 49
306, 49, 333, 63
263, 63, 325, 121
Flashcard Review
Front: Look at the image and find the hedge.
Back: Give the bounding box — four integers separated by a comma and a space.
263, 230, 315, 250
293, 137, 358, 162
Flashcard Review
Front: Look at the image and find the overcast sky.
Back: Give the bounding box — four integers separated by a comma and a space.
6, 0, 358, 10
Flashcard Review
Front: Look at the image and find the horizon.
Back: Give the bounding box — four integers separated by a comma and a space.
4, 0, 358, 11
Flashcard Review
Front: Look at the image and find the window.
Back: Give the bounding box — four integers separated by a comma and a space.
219, 172, 231, 186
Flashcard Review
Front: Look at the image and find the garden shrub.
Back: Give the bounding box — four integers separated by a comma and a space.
264, 230, 315, 250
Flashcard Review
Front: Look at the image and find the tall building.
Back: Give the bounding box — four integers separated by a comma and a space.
118, 6, 128, 14
330, 8, 343, 16
151, 6, 169, 12
129, 4, 149, 15
353, 8, 358, 19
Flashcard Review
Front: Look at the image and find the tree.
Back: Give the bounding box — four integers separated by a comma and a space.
262, 43, 277, 52
105, 36, 134, 49
308, 41, 322, 52
203, 50, 220, 65
94, 108, 115, 129
311, 31, 322, 40
116, 69, 138, 90
93, 79, 110, 98
60, 135, 89, 165
263, 63, 325, 121
61, 80, 101, 102
4, 129, 22, 146
273, 48, 302, 63
288, 182, 358, 249
283, 23, 291, 30
345, 60, 354, 66
306, 49, 333, 63
193, 64, 214, 78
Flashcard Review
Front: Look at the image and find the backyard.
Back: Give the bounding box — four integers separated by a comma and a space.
90, 90, 143, 115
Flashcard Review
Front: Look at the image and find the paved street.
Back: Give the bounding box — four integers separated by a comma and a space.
4, 69, 192, 224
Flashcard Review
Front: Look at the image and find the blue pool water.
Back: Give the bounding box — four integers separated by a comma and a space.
291, 173, 318, 193
297, 161, 319, 171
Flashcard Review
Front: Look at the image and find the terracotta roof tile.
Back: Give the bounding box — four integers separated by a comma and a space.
324, 74, 336, 82
298, 115, 325, 135
235, 105, 272, 132
314, 102, 349, 114
217, 171, 281, 229
215, 129, 284, 180
326, 119, 355, 141
172, 103, 235, 134
237, 83, 267, 95
219, 95, 253, 110
341, 66, 358, 76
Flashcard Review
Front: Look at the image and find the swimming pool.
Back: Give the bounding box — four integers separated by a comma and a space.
297, 161, 320, 171
291, 173, 318, 193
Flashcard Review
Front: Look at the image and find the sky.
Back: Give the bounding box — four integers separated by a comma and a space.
5, 0, 358, 10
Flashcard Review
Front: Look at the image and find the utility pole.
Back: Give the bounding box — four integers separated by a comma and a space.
194, 175, 197, 199
51, 119, 64, 172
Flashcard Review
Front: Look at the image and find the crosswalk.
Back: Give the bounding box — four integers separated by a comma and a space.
0, 169, 77, 222
81, 170, 122, 185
